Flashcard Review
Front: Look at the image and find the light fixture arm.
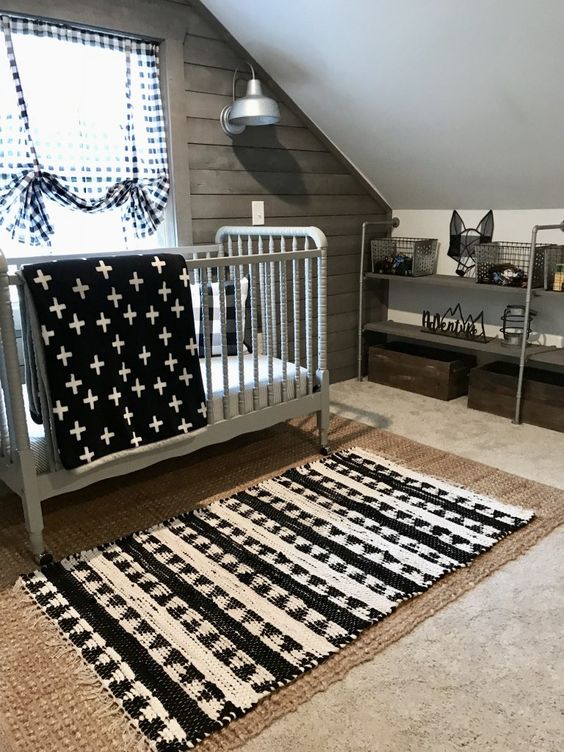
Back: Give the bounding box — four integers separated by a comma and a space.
232, 62, 256, 102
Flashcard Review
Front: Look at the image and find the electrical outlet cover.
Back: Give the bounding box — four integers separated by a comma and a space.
252, 201, 265, 225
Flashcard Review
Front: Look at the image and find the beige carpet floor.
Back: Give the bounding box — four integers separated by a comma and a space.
1, 415, 562, 752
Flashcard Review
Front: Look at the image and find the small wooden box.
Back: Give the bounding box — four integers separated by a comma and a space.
468, 361, 564, 433
368, 342, 476, 400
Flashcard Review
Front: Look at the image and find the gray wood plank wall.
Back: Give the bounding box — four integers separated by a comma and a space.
183, 4, 389, 383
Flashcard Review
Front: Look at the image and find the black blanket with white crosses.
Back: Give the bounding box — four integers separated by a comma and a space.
21, 254, 207, 470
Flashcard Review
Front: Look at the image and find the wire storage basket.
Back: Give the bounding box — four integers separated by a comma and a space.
475, 242, 545, 287
370, 237, 438, 277
544, 245, 564, 291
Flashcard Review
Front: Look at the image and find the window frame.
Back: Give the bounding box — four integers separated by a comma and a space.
0, 0, 192, 252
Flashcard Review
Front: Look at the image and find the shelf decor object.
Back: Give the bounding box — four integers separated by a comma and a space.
500, 304, 537, 347
370, 236, 438, 277
421, 303, 488, 344
447, 210, 494, 278
544, 245, 564, 290
476, 241, 546, 287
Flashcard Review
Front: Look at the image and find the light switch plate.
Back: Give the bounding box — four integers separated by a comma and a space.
252, 201, 265, 225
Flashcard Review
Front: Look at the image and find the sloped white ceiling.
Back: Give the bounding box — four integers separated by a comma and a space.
202, 0, 564, 209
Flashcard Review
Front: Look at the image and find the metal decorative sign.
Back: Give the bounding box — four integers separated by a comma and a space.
421, 303, 489, 343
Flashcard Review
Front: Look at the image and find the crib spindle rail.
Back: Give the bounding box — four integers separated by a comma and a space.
0, 226, 328, 564
214, 226, 327, 421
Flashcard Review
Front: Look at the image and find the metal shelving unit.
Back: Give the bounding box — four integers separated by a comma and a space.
358, 220, 564, 424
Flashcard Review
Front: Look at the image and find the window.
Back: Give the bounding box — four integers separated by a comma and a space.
0, 14, 171, 256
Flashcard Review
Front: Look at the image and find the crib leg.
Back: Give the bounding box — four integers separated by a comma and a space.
316, 369, 330, 455
17, 449, 51, 565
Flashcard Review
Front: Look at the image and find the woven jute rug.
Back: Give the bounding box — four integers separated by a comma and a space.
1, 415, 563, 752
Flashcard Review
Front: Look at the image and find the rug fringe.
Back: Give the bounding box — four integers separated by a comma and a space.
8, 583, 154, 752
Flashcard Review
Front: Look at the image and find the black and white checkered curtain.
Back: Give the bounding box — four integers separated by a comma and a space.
0, 15, 169, 247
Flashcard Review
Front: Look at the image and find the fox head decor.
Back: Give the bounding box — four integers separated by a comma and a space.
447, 210, 494, 277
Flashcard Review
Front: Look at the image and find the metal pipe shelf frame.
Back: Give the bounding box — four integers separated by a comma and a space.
514, 221, 564, 423
356, 217, 400, 381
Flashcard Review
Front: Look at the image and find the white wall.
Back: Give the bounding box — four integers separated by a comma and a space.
203, 0, 564, 209
388, 209, 564, 347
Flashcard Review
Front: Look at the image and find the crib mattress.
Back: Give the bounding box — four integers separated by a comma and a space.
27, 355, 309, 472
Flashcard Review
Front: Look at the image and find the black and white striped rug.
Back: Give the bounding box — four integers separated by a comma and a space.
20, 448, 533, 750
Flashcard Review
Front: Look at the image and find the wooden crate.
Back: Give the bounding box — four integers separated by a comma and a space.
368, 342, 476, 400
468, 361, 564, 433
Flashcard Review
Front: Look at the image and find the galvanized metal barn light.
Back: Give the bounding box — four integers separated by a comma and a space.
220, 63, 280, 136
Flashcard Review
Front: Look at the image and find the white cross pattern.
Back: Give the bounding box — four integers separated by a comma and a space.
131, 378, 146, 398
138, 346, 151, 365
70, 420, 86, 441
108, 387, 122, 406
83, 389, 99, 410
89, 355, 105, 375
130, 432, 142, 448
159, 327, 172, 346
153, 377, 167, 395
69, 313, 86, 335
119, 362, 131, 382
72, 278, 89, 299
56, 346, 72, 367
41, 324, 55, 346
179, 267, 190, 287
65, 373, 82, 395
129, 271, 144, 292
112, 334, 125, 355
197, 402, 207, 419
95, 260, 113, 279
123, 304, 137, 325
149, 415, 163, 433
158, 282, 172, 302
151, 255, 166, 274
33, 269, 52, 290
186, 338, 198, 356
164, 353, 178, 372
123, 406, 134, 425
49, 298, 66, 319
168, 394, 183, 413
79, 446, 95, 464
52, 400, 69, 421
178, 418, 193, 433
179, 368, 193, 386
96, 312, 111, 333
171, 298, 185, 319
100, 427, 115, 446
107, 287, 123, 308
146, 305, 159, 325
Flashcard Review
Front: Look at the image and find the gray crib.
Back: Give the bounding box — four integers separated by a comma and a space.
0, 226, 329, 563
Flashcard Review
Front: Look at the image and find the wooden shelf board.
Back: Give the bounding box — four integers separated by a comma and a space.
364, 272, 562, 297
363, 320, 564, 367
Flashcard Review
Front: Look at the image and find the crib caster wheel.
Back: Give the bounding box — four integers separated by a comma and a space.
36, 551, 54, 567
320, 446, 330, 456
